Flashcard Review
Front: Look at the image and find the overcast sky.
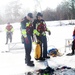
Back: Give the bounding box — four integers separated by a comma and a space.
0, 0, 63, 12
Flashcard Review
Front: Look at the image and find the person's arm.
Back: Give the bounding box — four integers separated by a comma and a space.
21, 20, 27, 38
5, 26, 8, 32
10, 25, 14, 32
33, 19, 40, 36
42, 20, 51, 35
21, 20, 29, 44
46, 28, 51, 35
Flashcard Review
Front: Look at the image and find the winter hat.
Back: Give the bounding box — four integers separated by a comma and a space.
27, 13, 33, 18
36, 12, 43, 18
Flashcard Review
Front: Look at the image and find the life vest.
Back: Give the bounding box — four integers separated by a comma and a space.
26, 22, 33, 35
6, 25, 13, 31
36, 22, 47, 33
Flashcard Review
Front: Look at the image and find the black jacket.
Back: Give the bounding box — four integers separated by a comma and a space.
33, 19, 45, 29
21, 17, 29, 29
21, 17, 33, 36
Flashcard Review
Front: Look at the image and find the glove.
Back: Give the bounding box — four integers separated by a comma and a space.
48, 31, 51, 35
25, 37, 29, 44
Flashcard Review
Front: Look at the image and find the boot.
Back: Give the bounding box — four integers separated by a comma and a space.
67, 53, 74, 56
72, 50, 74, 55
25, 60, 33, 64
71, 53, 74, 55
27, 62, 35, 67
44, 56, 50, 59
35, 57, 45, 61
5, 42, 8, 44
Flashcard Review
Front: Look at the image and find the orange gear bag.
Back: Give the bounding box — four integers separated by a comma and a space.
34, 43, 41, 59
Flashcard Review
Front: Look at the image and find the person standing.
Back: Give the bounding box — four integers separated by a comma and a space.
33, 12, 51, 61
21, 13, 34, 67
5, 22, 14, 44
71, 27, 75, 55
73, 27, 75, 39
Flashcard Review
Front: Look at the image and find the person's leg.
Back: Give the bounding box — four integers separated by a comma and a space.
67, 40, 75, 56
72, 48, 74, 54
42, 35, 50, 58
10, 32, 12, 43
6, 32, 8, 44
24, 35, 34, 66
72, 41, 74, 55
36, 36, 45, 61
42, 35, 47, 57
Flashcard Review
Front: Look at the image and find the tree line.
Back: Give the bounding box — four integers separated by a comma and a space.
0, 0, 75, 24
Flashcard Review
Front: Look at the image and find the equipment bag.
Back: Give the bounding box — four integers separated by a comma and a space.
47, 48, 58, 57
34, 41, 41, 59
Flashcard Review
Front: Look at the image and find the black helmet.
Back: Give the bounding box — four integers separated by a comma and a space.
36, 12, 43, 18
27, 13, 33, 18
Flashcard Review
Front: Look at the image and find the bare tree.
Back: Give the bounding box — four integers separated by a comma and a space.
68, 0, 75, 19
34, 0, 42, 12
5, 0, 22, 23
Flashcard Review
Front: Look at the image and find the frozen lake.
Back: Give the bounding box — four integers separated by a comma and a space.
0, 20, 75, 75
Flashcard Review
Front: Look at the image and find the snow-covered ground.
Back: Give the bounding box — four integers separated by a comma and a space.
0, 20, 75, 75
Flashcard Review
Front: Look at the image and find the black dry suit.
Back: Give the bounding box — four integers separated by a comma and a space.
21, 17, 33, 64
33, 19, 48, 58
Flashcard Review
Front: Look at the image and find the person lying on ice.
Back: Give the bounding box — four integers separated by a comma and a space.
33, 12, 51, 61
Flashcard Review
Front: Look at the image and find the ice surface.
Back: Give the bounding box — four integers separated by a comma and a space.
0, 20, 75, 75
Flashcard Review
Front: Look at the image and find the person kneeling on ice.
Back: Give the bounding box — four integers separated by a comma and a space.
33, 12, 51, 61
21, 13, 34, 67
